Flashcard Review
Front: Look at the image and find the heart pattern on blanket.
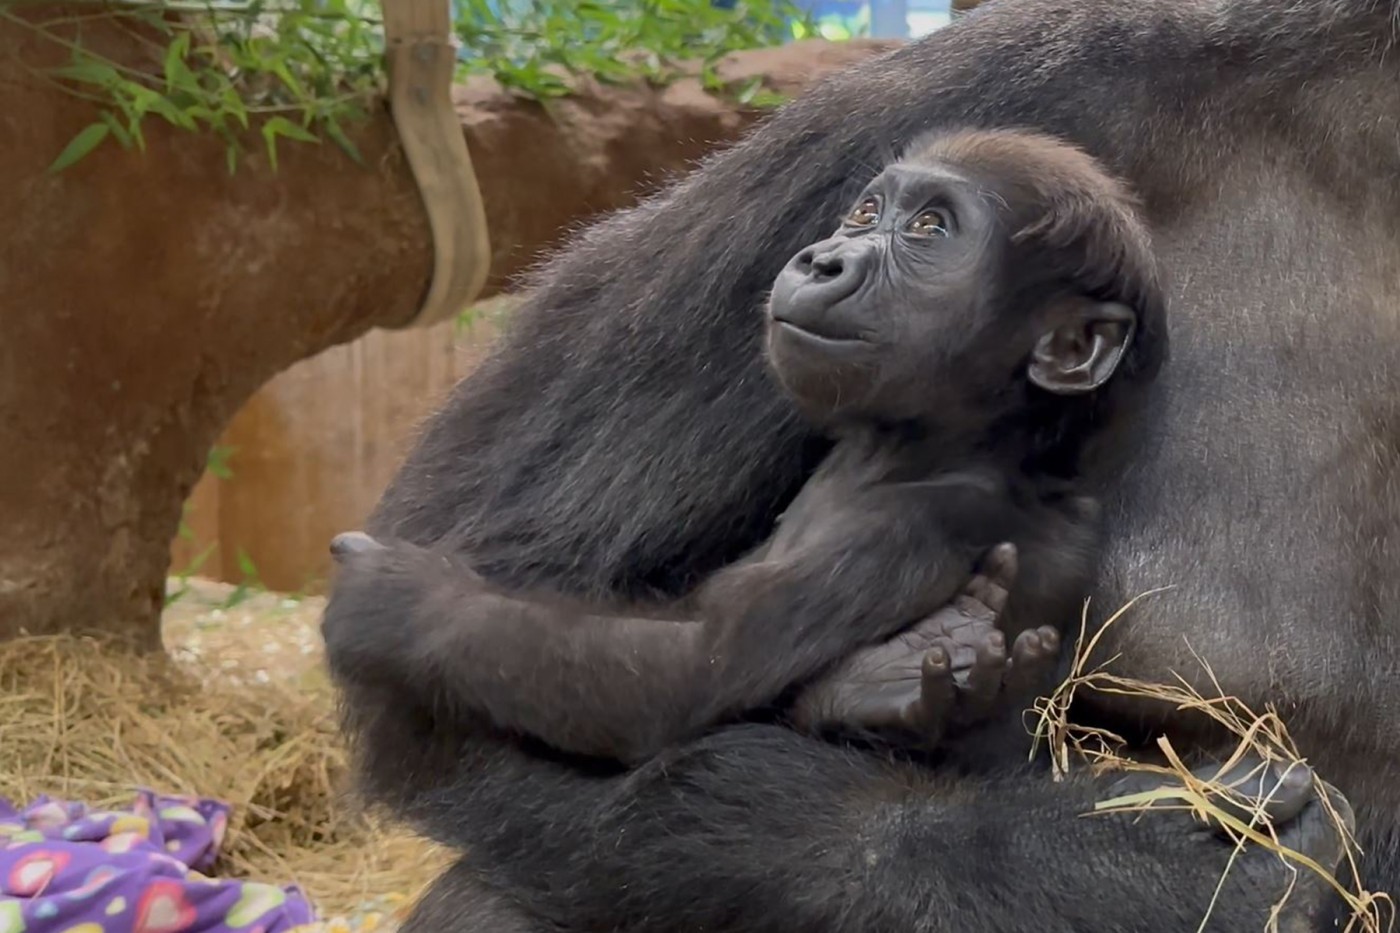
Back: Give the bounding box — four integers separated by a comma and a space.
8, 850, 72, 896
134, 880, 197, 933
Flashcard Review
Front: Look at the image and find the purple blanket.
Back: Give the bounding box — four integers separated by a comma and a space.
0, 790, 317, 933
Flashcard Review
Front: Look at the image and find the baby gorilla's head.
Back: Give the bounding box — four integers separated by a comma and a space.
764, 128, 1165, 437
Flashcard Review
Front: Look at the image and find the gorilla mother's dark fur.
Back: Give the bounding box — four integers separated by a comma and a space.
329, 0, 1400, 929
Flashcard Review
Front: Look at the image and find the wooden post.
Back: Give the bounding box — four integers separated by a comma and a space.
383, 0, 492, 327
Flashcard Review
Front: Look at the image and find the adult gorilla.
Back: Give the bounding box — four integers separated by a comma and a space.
327, 0, 1400, 929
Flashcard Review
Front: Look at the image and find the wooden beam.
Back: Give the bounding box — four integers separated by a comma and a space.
383, 0, 492, 327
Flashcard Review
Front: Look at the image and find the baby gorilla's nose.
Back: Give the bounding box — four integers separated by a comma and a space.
789, 240, 868, 308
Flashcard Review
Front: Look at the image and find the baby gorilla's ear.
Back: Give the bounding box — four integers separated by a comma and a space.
1026, 300, 1136, 395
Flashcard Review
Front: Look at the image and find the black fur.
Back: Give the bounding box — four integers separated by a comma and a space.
325, 129, 1159, 765
324, 0, 1400, 928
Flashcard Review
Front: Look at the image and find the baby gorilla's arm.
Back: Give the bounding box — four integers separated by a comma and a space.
328, 475, 994, 767
788, 543, 1061, 750
326, 534, 711, 764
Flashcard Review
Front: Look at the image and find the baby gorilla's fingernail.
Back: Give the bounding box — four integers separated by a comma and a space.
987, 631, 1005, 650
1271, 762, 1313, 796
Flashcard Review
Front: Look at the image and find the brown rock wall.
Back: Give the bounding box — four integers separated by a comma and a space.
1, 1, 898, 636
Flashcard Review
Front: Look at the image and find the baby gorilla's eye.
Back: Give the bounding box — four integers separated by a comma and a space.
907, 209, 951, 237
845, 197, 880, 227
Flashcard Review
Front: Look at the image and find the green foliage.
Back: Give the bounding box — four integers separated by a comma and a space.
221, 546, 266, 609
791, 6, 868, 40
5, 0, 382, 174
166, 442, 270, 609
452, 0, 809, 100
205, 444, 236, 480
12, 0, 809, 174
166, 444, 243, 607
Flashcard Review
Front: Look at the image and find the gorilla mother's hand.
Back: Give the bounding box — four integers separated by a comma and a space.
787, 542, 1061, 749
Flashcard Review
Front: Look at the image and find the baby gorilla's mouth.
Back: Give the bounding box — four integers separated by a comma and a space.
771, 319, 872, 351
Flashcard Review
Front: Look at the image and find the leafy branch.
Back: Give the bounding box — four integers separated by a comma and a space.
451, 0, 809, 102
9, 0, 809, 174
6, 0, 382, 173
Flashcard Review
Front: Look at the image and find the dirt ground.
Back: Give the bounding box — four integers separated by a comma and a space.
163, 577, 332, 694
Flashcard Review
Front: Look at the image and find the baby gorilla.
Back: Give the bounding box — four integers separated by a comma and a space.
323, 127, 1167, 765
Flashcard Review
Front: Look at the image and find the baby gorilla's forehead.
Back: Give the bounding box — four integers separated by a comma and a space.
899, 128, 1139, 218
876, 161, 975, 199
871, 162, 1004, 231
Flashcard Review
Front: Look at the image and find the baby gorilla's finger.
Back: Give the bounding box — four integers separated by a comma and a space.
1275, 778, 1353, 876
1205, 757, 1315, 830
1002, 625, 1061, 702
330, 531, 386, 563
910, 645, 956, 746
961, 542, 1018, 616
953, 629, 1006, 723
1105, 756, 1318, 839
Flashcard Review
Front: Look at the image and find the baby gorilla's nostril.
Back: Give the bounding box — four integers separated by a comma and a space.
810, 254, 844, 280
792, 247, 817, 275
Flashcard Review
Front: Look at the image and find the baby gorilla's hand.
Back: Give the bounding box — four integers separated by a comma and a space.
322, 531, 475, 692
788, 543, 1060, 749
1101, 756, 1356, 932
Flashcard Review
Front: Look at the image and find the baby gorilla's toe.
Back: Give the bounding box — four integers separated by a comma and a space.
915, 645, 957, 742
953, 626, 1007, 722
1002, 625, 1062, 700
958, 542, 1018, 619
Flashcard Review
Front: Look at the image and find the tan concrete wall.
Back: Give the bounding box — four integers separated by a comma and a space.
171, 311, 505, 593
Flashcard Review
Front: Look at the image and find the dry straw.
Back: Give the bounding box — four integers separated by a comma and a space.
1029, 591, 1395, 933
0, 635, 448, 928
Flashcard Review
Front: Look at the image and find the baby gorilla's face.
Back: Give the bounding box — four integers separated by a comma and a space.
764, 161, 1012, 427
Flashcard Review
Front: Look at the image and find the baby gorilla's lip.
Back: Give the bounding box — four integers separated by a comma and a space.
772, 320, 872, 352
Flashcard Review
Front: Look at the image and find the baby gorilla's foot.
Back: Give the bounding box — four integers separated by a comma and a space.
920, 543, 1058, 730
787, 542, 1053, 750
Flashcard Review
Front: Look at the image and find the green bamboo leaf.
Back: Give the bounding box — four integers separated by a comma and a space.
125, 85, 161, 118
127, 115, 147, 153
260, 116, 319, 171
99, 111, 133, 149
323, 117, 364, 166
222, 87, 250, 130
263, 115, 319, 144
735, 75, 764, 104
152, 99, 198, 130
163, 31, 193, 92
50, 59, 121, 88
207, 445, 235, 479
47, 122, 110, 173
262, 126, 280, 172
272, 63, 307, 100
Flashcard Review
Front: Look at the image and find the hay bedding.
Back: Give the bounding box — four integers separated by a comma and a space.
0, 579, 448, 932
